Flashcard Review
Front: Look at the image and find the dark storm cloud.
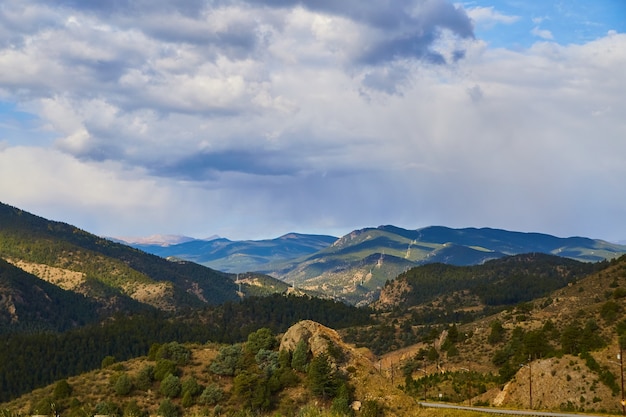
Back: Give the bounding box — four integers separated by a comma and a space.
246, 0, 474, 65
358, 32, 447, 65
153, 149, 302, 180
49, 0, 208, 17
140, 18, 258, 51
360, 65, 412, 95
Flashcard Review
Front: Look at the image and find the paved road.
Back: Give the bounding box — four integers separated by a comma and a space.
419, 402, 609, 417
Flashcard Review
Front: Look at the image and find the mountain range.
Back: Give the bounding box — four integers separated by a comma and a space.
0, 201, 241, 325
1, 200, 626, 415
126, 224, 626, 305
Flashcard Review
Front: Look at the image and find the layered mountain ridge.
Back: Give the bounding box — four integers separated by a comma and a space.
130, 224, 626, 305
0, 201, 239, 326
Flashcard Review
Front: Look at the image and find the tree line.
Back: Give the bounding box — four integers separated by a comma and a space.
0, 294, 371, 402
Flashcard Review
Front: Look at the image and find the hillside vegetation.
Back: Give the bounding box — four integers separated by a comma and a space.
2, 201, 626, 416
345, 255, 626, 414
0, 201, 238, 314
0, 321, 455, 417
132, 234, 338, 273
0, 294, 371, 402
156, 225, 624, 306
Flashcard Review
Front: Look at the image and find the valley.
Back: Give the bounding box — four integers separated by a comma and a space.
1, 201, 626, 416
128, 225, 626, 306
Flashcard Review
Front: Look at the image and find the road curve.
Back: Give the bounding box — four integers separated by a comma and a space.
419, 402, 608, 417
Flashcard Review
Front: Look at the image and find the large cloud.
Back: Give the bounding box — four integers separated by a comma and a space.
0, 1, 625, 241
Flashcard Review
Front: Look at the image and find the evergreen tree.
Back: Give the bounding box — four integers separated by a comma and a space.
209, 344, 243, 376
53, 379, 72, 400
233, 370, 270, 410
307, 353, 337, 399
154, 359, 178, 381
114, 373, 133, 396
245, 328, 277, 354
488, 320, 505, 345
135, 365, 154, 391
181, 376, 202, 398
157, 399, 179, 417
160, 374, 182, 398
198, 383, 223, 406
291, 340, 309, 372
156, 342, 191, 365
181, 391, 194, 408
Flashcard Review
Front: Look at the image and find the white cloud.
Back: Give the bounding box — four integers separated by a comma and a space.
0, 1, 625, 242
531, 26, 554, 40
465, 6, 520, 29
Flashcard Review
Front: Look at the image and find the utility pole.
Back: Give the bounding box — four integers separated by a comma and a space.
617, 340, 626, 416
529, 358, 533, 409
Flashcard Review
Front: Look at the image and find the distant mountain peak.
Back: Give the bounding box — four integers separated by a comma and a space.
112, 234, 199, 246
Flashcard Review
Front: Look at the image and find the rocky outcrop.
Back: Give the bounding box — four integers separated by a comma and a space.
279, 320, 415, 415
279, 319, 347, 358
374, 279, 411, 310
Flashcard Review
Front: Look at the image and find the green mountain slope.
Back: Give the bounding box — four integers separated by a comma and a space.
129, 224, 626, 306
376, 252, 602, 311
0, 258, 104, 333
0, 202, 238, 316
130, 233, 338, 273
269, 226, 626, 305
3, 254, 626, 416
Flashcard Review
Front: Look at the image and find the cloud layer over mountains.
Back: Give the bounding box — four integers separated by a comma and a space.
0, 0, 625, 241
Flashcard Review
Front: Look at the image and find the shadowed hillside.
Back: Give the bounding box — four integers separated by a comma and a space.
0, 201, 238, 315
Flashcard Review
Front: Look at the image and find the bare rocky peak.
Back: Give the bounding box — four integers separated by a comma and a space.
279, 319, 346, 357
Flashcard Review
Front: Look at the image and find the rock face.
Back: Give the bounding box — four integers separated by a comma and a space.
279, 320, 346, 358
374, 278, 411, 310
279, 320, 416, 416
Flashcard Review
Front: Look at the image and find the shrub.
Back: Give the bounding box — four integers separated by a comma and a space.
101, 355, 116, 369
600, 301, 620, 323
154, 359, 178, 381
94, 400, 121, 417
157, 399, 179, 417
198, 383, 224, 406
361, 400, 383, 417
123, 400, 145, 417
32, 396, 55, 415
614, 288, 626, 299
157, 342, 191, 365
135, 365, 154, 391
53, 379, 72, 400
209, 344, 243, 376
181, 376, 203, 397
114, 373, 133, 396
160, 374, 182, 398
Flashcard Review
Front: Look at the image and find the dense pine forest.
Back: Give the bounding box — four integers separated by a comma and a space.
0, 294, 371, 402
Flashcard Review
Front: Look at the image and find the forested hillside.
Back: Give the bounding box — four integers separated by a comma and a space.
378, 253, 602, 310
0, 258, 102, 333
0, 294, 371, 402
264, 226, 626, 305
344, 253, 607, 356
0, 202, 238, 313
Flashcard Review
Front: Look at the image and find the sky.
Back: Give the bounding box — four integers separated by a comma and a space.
0, 0, 625, 242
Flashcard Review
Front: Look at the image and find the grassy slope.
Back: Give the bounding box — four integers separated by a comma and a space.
0, 202, 238, 312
